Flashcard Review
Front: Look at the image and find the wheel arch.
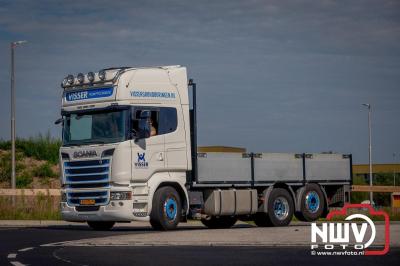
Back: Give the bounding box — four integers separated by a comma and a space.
261, 182, 296, 214
146, 172, 189, 221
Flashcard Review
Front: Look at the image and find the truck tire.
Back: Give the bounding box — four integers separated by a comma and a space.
87, 221, 115, 231
295, 184, 325, 222
254, 188, 294, 227
201, 216, 237, 229
150, 186, 182, 231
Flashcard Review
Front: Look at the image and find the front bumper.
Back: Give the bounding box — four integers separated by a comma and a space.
61, 200, 135, 222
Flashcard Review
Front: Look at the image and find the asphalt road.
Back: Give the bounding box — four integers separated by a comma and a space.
1, 223, 399, 266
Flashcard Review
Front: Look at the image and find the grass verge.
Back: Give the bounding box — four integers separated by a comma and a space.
0, 194, 60, 220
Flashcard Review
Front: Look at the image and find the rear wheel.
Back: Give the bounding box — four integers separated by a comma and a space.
201, 216, 237, 229
254, 188, 294, 227
87, 221, 115, 231
150, 186, 182, 231
295, 184, 325, 222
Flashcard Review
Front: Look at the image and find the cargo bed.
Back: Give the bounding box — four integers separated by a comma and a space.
191, 152, 352, 187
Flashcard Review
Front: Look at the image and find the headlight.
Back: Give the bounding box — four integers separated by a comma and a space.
66, 74, 74, 85
87, 71, 95, 83
98, 70, 106, 81
110, 191, 132, 200
77, 73, 84, 84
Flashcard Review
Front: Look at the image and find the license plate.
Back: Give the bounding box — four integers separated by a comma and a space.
80, 199, 96, 205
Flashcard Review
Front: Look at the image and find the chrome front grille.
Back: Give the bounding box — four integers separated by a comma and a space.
63, 159, 111, 206
64, 159, 110, 188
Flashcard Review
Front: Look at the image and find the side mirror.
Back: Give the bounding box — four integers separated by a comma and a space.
54, 118, 63, 125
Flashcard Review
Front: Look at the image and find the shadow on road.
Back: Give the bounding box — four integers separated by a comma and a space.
30, 223, 255, 232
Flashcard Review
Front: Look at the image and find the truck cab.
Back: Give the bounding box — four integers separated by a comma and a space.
59, 66, 192, 230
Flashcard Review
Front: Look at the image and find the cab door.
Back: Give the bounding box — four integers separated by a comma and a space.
130, 108, 165, 182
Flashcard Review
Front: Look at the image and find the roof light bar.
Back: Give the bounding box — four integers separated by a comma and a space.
61, 68, 124, 89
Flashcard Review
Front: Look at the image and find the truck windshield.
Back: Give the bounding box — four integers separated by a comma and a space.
63, 109, 128, 146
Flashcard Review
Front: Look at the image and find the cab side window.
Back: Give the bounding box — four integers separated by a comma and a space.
132, 107, 177, 138
158, 108, 177, 135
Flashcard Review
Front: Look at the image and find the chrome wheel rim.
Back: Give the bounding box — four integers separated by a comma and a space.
164, 197, 177, 220
273, 197, 289, 220
305, 191, 320, 214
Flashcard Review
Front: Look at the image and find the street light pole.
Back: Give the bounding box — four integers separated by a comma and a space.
394, 153, 396, 187
10, 40, 27, 190
362, 103, 373, 205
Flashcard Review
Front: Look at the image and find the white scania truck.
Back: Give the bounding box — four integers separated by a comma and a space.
57, 65, 352, 230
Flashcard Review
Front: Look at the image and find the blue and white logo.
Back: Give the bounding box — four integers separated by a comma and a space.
65, 87, 114, 102
134, 152, 149, 168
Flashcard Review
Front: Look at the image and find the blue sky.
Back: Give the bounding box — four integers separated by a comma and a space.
0, 0, 399, 163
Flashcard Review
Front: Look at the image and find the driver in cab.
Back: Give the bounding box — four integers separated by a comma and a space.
150, 117, 157, 137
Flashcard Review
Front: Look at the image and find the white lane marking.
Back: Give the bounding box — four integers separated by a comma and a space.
7, 253, 17, 259
41, 242, 69, 247
10, 261, 26, 266
18, 247, 34, 252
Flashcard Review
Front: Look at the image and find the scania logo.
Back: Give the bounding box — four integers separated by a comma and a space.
73, 150, 97, 158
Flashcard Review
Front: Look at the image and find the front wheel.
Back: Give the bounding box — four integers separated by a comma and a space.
87, 221, 115, 231
150, 186, 182, 231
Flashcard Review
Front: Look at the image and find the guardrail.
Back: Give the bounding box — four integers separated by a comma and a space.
0, 189, 60, 196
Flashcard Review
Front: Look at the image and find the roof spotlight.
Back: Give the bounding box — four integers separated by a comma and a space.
98, 70, 106, 81
66, 74, 74, 85
87, 72, 95, 83
77, 73, 84, 84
